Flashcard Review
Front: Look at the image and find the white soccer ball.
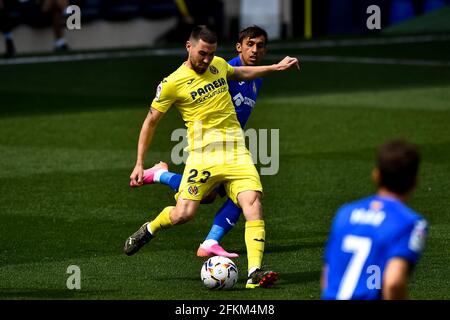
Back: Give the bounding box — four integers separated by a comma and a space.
200, 256, 238, 290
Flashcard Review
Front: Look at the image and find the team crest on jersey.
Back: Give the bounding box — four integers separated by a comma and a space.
209, 66, 219, 74
188, 186, 199, 196
155, 83, 162, 101
370, 201, 383, 211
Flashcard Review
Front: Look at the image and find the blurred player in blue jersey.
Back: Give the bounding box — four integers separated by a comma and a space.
321, 140, 428, 300
132, 26, 269, 258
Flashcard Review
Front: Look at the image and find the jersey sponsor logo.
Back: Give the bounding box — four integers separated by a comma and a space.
233, 93, 255, 108
188, 185, 199, 196
233, 93, 244, 106
349, 208, 386, 227
190, 77, 226, 100
409, 219, 427, 252
209, 65, 219, 74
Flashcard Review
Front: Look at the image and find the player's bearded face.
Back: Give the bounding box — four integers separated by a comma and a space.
187, 39, 217, 74
237, 36, 267, 66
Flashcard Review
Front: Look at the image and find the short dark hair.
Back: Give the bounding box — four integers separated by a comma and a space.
238, 25, 268, 45
189, 25, 217, 44
376, 139, 420, 194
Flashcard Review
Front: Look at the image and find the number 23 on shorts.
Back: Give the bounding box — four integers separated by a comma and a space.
187, 169, 211, 184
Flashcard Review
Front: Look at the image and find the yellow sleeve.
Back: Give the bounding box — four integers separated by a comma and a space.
151, 78, 176, 113
226, 61, 235, 78
214, 56, 235, 78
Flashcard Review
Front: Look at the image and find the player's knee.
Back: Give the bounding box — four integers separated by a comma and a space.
171, 205, 196, 224
249, 195, 262, 211
239, 191, 263, 220
240, 191, 261, 207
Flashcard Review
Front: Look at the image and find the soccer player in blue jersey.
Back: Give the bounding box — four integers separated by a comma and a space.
132, 26, 269, 258
321, 140, 428, 300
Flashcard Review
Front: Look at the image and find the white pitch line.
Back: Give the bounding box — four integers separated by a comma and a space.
0, 48, 186, 66
264, 54, 450, 67
1, 50, 449, 67
268, 34, 450, 49
0, 34, 449, 67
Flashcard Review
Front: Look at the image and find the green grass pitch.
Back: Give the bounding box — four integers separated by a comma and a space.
1, 40, 449, 299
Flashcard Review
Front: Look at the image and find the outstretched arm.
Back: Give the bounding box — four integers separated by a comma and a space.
130, 107, 165, 186
382, 257, 410, 300
228, 56, 299, 81
320, 264, 328, 291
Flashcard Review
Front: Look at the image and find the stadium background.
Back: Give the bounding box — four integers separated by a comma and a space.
0, 0, 449, 300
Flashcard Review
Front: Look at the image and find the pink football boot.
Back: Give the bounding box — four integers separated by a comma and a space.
197, 243, 239, 258
130, 161, 168, 187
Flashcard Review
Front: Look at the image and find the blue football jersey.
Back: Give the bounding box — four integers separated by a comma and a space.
227, 56, 263, 128
322, 195, 427, 300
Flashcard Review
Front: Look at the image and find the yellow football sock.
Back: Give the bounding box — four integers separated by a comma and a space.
245, 220, 265, 273
149, 206, 174, 235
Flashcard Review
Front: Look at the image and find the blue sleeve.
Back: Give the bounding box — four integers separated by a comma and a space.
386, 219, 428, 265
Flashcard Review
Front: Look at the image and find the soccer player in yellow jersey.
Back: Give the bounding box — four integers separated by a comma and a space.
124, 26, 299, 289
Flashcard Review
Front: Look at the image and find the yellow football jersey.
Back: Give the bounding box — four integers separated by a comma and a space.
151, 56, 244, 151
